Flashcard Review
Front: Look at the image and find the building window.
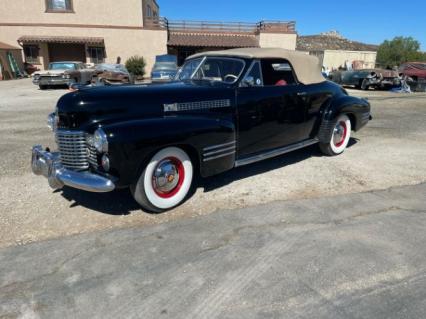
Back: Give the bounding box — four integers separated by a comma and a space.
46, 0, 74, 12
88, 47, 105, 64
23, 45, 40, 64
147, 5, 152, 17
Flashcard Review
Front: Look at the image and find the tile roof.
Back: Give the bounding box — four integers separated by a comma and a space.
168, 32, 259, 48
18, 36, 104, 45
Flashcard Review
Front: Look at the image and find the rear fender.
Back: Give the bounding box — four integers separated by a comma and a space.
318, 95, 370, 143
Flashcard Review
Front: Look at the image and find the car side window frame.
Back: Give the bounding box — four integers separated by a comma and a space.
260, 59, 300, 87
240, 60, 264, 88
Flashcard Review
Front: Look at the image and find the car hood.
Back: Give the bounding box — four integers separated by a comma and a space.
56, 81, 235, 131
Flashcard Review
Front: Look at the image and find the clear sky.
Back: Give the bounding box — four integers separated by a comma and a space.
160, 0, 425, 51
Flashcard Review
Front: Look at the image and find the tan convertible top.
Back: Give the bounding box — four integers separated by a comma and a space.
188, 48, 325, 85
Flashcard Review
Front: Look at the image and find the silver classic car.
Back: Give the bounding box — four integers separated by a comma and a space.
32, 61, 95, 90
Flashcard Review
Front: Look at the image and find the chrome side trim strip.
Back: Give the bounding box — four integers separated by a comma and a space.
203, 151, 236, 162
235, 139, 319, 167
203, 141, 236, 151
164, 99, 231, 112
203, 145, 236, 157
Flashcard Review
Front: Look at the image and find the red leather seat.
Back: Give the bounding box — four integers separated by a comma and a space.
275, 79, 288, 86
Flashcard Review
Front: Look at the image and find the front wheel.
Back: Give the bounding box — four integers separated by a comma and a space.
131, 147, 194, 213
319, 114, 352, 156
361, 79, 370, 90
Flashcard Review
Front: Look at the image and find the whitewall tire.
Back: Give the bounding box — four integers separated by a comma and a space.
131, 147, 193, 212
319, 114, 351, 156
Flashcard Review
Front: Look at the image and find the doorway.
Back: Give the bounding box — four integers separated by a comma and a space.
48, 43, 86, 62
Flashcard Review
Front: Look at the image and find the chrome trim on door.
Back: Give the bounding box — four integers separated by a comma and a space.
234, 139, 319, 167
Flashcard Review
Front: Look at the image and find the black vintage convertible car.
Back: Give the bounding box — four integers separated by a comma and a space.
32, 48, 371, 212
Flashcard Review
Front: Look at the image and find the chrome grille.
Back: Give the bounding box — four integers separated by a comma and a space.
55, 130, 98, 170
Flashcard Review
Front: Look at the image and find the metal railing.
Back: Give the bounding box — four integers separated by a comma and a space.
167, 20, 258, 33
144, 17, 296, 34
257, 20, 296, 33
144, 17, 168, 29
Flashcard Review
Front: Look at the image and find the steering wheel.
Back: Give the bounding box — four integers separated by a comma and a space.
224, 74, 238, 82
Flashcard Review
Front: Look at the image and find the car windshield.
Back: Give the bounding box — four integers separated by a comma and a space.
49, 63, 76, 70
177, 57, 245, 84
153, 62, 177, 71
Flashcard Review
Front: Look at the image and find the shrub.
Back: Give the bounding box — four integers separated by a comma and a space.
125, 56, 146, 78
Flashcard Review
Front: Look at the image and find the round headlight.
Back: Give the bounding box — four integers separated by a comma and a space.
47, 112, 57, 131
93, 128, 108, 153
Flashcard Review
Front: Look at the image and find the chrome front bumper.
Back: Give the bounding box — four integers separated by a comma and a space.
31, 145, 115, 193
33, 78, 71, 86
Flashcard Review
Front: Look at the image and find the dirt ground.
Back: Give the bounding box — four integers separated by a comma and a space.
0, 78, 425, 248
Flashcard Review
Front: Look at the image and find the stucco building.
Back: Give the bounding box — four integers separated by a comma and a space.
0, 0, 297, 73
297, 31, 378, 70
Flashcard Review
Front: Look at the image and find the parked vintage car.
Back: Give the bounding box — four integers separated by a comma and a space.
329, 69, 400, 90
399, 62, 426, 92
31, 48, 371, 212
151, 54, 178, 83
91, 63, 133, 86
32, 61, 95, 90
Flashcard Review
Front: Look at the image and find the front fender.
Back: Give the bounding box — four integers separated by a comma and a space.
103, 116, 236, 187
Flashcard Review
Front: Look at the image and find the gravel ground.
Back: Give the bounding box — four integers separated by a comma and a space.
0, 78, 425, 248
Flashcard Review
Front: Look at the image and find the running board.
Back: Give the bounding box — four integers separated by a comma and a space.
235, 139, 319, 167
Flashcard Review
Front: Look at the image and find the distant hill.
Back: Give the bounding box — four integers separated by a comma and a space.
297, 31, 379, 52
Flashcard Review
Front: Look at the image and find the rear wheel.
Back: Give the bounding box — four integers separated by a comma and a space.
131, 147, 194, 213
319, 114, 351, 156
39, 85, 47, 90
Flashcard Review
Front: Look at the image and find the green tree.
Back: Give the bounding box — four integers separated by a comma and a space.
125, 56, 146, 78
377, 37, 426, 67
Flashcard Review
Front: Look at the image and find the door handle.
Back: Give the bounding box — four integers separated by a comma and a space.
297, 92, 308, 96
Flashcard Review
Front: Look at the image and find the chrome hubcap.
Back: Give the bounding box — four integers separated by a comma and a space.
153, 159, 180, 194
333, 122, 346, 146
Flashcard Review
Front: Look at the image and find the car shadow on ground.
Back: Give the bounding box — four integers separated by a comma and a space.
59, 139, 358, 215
202, 139, 357, 192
